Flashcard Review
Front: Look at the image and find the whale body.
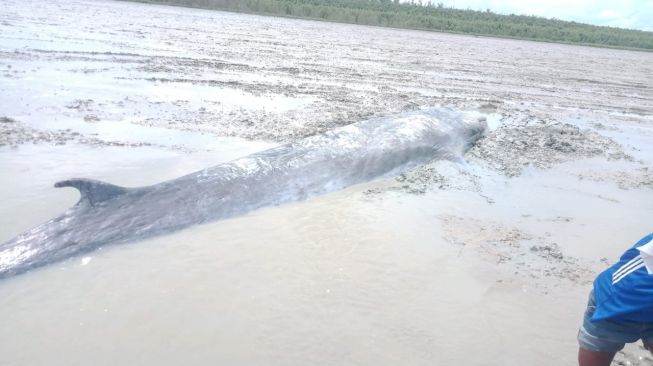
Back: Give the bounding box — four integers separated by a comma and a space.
0, 108, 486, 278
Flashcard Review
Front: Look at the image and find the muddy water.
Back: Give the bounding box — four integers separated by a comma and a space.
2, 140, 650, 365
1, 0, 653, 364
0, 144, 581, 366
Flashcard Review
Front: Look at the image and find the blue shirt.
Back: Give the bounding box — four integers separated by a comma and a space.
592, 233, 653, 322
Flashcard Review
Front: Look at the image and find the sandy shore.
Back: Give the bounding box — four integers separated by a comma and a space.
1, 0, 652, 364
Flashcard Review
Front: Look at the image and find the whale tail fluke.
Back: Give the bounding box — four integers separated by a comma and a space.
55, 178, 129, 207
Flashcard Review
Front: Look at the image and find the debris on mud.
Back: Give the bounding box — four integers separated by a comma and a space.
530, 244, 564, 261
65, 99, 95, 111
614, 346, 653, 366
362, 159, 495, 203
577, 166, 653, 190
394, 160, 483, 194
0, 118, 148, 148
126, 82, 440, 143
439, 215, 596, 288
84, 114, 100, 122
592, 122, 619, 131
393, 161, 470, 193
468, 118, 632, 177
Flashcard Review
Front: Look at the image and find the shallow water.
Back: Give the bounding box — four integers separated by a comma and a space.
0, 138, 273, 239
5, 138, 651, 365
0, 143, 585, 365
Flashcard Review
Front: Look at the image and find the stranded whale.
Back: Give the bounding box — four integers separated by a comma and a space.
0, 108, 486, 278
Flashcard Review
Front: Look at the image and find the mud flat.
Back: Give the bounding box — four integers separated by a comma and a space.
1, 0, 652, 365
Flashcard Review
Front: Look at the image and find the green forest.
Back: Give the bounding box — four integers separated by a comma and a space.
125, 0, 653, 50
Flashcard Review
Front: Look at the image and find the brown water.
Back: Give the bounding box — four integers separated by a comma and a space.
3, 141, 652, 365
1, 0, 652, 364
0, 145, 580, 365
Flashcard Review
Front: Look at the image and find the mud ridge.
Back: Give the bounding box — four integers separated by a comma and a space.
468, 118, 632, 177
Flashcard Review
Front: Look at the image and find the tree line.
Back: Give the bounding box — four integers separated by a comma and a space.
125, 0, 653, 50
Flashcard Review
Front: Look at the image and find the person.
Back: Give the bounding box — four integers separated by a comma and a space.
578, 232, 653, 366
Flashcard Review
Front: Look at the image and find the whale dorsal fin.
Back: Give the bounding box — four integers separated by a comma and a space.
55, 178, 128, 206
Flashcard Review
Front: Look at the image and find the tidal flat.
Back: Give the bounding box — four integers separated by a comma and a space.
1, 0, 652, 364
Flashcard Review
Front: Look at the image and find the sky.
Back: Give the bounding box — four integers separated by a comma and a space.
434, 0, 653, 31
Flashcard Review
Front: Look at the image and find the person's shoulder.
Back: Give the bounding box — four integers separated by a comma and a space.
634, 233, 653, 247
616, 234, 653, 261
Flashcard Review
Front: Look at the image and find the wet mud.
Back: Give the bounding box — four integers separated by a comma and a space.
1, 0, 653, 364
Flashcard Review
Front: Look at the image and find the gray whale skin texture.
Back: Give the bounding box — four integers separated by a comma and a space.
0, 108, 486, 279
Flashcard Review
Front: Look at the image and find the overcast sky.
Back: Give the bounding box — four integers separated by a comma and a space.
434, 0, 653, 31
